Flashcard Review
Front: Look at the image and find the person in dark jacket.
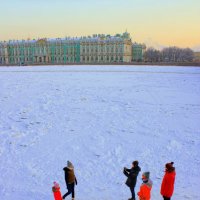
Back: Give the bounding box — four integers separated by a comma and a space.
123, 160, 141, 200
62, 161, 77, 200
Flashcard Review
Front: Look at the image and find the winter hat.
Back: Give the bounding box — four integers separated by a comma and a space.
67, 160, 74, 170
132, 160, 139, 167
142, 172, 150, 180
53, 181, 60, 188
165, 162, 175, 172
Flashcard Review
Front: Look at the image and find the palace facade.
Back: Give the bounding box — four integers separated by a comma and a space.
0, 32, 146, 65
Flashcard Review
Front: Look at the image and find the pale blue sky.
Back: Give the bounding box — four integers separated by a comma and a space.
0, 0, 200, 48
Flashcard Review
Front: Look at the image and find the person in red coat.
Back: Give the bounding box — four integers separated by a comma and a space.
160, 162, 176, 200
52, 182, 62, 200
137, 172, 153, 200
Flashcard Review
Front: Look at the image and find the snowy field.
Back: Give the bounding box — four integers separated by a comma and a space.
0, 65, 200, 200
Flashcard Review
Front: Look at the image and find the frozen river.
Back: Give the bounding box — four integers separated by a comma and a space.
0, 65, 200, 200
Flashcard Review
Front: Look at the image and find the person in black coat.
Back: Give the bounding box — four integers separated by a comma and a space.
62, 161, 77, 200
123, 160, 141, 200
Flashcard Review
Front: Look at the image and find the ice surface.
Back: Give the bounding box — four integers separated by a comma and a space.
0, 65, 200, 200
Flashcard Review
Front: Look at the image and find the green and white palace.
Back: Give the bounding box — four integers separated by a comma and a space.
0, 32, 146, 65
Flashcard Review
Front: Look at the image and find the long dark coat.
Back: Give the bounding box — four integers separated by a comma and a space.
123, 166, 141, 188
63, 167, 77, 185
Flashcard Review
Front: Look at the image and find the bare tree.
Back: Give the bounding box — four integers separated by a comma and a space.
144, 46, 194, 63
144, 48, 161, 62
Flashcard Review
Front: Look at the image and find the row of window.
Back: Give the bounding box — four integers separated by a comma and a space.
81, 49, 123, 53
4, 56, 125, 63
7, 44, 79, 48
9, 49, 77, 55
0, 57, 6, 62
7, 50, 79, 56
7, 56, 79, 63
5, 44, 123, 51
8, 49, 124, 55
6, 51, 124, 61
82, 56, 123, 62
1, 46, 126, 55
82, 49, 123, 53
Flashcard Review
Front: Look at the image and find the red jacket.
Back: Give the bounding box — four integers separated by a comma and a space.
52, 186, 62, 200
160, 171, 176, 197
138, 179, 152, 200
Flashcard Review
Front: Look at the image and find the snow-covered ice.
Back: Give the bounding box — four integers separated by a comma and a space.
0, 65, 200, 200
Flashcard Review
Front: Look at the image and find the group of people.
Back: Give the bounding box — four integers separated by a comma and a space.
123, 160, 176, 200
52, 161, 77, 200
52, 160, 176, 200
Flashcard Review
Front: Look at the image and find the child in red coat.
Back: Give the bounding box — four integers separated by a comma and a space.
137, 172, 153, 200
160, 162, 176, 200
52, 182, 62, 200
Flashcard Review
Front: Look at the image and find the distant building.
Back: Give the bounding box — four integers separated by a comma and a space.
0, 32, 145, 65
80, 32, 132, 63
194, 52, 200, 62
132, 43, 146, 61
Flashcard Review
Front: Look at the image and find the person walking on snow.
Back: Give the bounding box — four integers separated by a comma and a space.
62, 161, 77, 200
123, 160, 141, 200
160, 162, 176, 200
137, 172, 153, 200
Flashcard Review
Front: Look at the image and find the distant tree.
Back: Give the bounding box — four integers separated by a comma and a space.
144, 48, 161, 62
182, 48, 194, 62
145, 47, 194, 63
